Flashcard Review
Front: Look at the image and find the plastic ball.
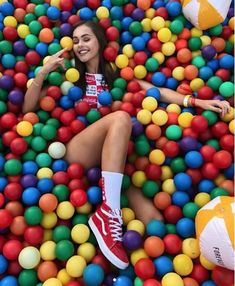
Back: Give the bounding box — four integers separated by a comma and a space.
66, 255, 86, 278
83, 263, 105, 286
48, 142, 66, 159
134, 258, 155, 280
71, 224, 90, 244
18, 246, 41, 269
123, 230, 142, 251
161, 272, 184, 286
173, 254, 193, 276
152, 110, 168, 126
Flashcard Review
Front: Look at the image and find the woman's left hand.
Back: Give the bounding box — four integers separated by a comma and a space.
196, 99, 231, 117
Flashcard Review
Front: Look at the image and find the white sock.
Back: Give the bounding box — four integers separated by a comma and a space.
101, 171, 123, 210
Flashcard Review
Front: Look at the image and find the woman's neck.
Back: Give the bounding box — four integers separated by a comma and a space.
86, 58, 99, 74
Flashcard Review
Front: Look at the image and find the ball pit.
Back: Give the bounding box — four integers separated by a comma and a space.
0, 0, 234, 286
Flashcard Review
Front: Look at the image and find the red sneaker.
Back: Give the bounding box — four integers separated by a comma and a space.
88, 202, 129, 269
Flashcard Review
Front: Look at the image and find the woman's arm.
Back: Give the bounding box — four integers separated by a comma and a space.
136, 79, 231, 117
22, 48, 66, 114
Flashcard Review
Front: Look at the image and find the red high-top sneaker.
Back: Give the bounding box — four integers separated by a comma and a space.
88, 202, 129, 269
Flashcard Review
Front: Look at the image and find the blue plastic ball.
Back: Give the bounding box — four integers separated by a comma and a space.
37, 178, 54, 194
0, 275, 18, 286
120, 31, 133, 45
36, 42, 48, 56
165, 77, 178, 89
119, 264, 135, 280
21, 187, 41, 206
207, 59, 219, 71
0, 155, 5, 172
176, 217, 195, 238
79, 7, 94, 20
185, 151, 204, 168
59, 95, 74, 109
113, 275, 133, 286
83, 264, 105, 286
153, 256, 173, 277
22, 161, 39, 175
68, 86, 83, 102
87, 186, 102, 205
145, 87, 161, 101
151, 72, 166, 87
51, 159, 68, 172
219, 54, 234, 69
198, 179, 215, 193
166, 1, 182, 17
131, 36, 146, 51
146, 219, 166, 238
201, 281, 217, 286
0, 2, 14, 16
121, 17, 133, 30
98, 91, 112, 106
174, 173, 192, 192
0, 254, 8, 275
47, 6, 60, 20
1, 54, 16, 69
20, 174, 37, 188
172, 191, 190, 207
223, 163, 234, 179
0, 177, 8, 192
110, 6, 123, 20
199, 66, 213, 81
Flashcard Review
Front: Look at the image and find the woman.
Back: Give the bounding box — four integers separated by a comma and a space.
23, 20, 231, 269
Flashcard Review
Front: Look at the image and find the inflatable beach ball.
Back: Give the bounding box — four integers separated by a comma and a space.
195, 196, 234, 270
181, 0, 232, 30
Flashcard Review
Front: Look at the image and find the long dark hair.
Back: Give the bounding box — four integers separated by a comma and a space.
72, 21, 118, 94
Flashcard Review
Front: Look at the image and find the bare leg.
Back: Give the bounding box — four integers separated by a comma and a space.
125, 185, 163, 225
64, 111, 132, 172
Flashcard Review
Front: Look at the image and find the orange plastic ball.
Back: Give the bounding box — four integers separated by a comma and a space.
120, 67, 134, 81
39, 194, 58, 213
10, 216, 27, 236
37, 261, 58, 282
219, 179, 234, 195
184, 65, 199, 80
154, 191, 171, 210
40, 96, 56, 111
178, 28, 191, 40
134, 156, 149, 171
14, 8, 26, 23
22, 112, 39, 124
144, 236, 165, 257
183, 277, 199, 286
177, 48, 192, 64
155, 136, 168, 149
5, 201, 24, 217
26, 3, 36, 13
39, 28, 54, 43
122, 92, 133, 102
211, 37, 226, 53
137, 0, 151, 10
145, 124, 162, 140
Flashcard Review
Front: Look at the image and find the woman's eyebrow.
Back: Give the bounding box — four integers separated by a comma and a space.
72, 33, 91, 39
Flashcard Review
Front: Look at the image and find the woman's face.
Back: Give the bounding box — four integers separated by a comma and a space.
72, 25, 100, 65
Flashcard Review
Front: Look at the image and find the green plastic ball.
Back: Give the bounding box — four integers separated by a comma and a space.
53, 225, 71, 242
4, 159, 22, 175
129, 21, 143, 36
219, 81, 234, 97
191, 55, 206, 68
24, 13, 36, 25
170, 157, 186, 173
48, 43, 62, 55
35, 153, 52, 168
52, 184, 69, 202
207, 76, 223, 91
111, 87, 124, 100
211, 187, 229, 199
142, 180, 160, 198
182, 202, 199, 219
18, 269, 38, 286
145, 58, 159, 72
46, 118, 60, 128
208, 24, 223, 36
22, 149, 37, 161
188, 37, 202, 51
34, 4, 47, 17
0, 102, 7, 115
166, 224, 177, 234
37, 110, 50, 123
86, 109, 101, 124
25, 34, 39, 49
24, 206, 43, 225
165, 125, 182, 140
122, 174, 131, 190
0, 40, 12, 54
30, 136, 47, 152
202, 110, 218, 126
206, 139, 220, 150
72, 214, 88, 226
55, 240, 75, 261
0, 89, 7, 101
33, 123, 44, 136
29, 20, 42, 35
135, 140, 150, 156
121, 194, 129, 208
41, 124, 57, 140
169, 20, 184, 34
113, 77, 127, 90
48, 72, 64, 86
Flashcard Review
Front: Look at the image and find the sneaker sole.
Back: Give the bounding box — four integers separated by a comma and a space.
88, 217, 129, 270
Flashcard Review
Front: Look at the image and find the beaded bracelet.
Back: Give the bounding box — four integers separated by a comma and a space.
190, 97, 196, 107
183, 95, 191, 107
32, 80, 40, 87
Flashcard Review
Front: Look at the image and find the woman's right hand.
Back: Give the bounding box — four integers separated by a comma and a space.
40, 48, 67, 74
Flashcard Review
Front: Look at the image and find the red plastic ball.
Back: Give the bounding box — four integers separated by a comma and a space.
127, 81, 141, 93
13, 72, 28, 88
201, 162, 219, 179
123, 3, 136, 16
24, 226, 44, 245
165, 57, 180, 70
25, 51, 41, 66
10, 137, 28, 155
52, 171, 70, 185
163, 234, 182, 255
13, 0, 28, 9
160, 67, 172, 78
0, 209, 13, 229
175, 39, 188, 51
92, 253, 111, 273
212, 150, 232, 169
51, 107, 64, 119
2, 131, 19, 147
200, 145, 216, 162
166, 112, 179, 126
68, 179, 86, 191
75, 101, 91, 115
154, 7, 168, 19
134, 258, 155, 280
38, 15, 51, 28
87, 0, 100, 9
4, 182, 23, 201
70, 119, 85, 134
3, 26, 18, 41
67, 163, 84, 179
106, 26, 119, 41
99, 18, 111, 30
215, 69, 230, 81
212, 266, 234, 286
189, 264, 209, 284
0, 193, 4, 207
70, 189, 87, 207
60, 0, 73, 10
0, 112, 18, 129
147, 38, 161, 53
197, 86, 214, 100
103, 46, 118, 62
56, 126, 73, 143
46, 86, 61, 100
211, 121, 229, 138
3, 239, 23, 260
134, 51, 148, 65
143, 279, 161, 286
183, 127, 198, 138
145, 163, 162, 180
68, 14, 80, 26
163, 140, 179, 157
15, 61, 29, 74
164, 205, 183, 224
60, 109, 76, 126
191, 115, 208, 133
186, 169, 202, 184
120, 102, 135, 116
7, 260, 22, 276
219, 134, 234, 152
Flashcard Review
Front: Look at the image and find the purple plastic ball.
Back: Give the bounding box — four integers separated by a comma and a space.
213, 95, 224, 100
179, 136, 199, 152
60, 23, 73, 36
86, 167, 101, 183
104, 273, 117, 286
8, 89, 24, 105
132, 120, 144, 136
228, 7, 234, 18
201, 45, 217, 61
0, 75, 14, 90
20, 174, 38, 188
131, 8, 145, 21
60, 11, 71, 22
13, 40, 27, 56
123, 230, 143, 250
73, 0, 86, 9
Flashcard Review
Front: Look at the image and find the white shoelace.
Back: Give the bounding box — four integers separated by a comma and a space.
108, 209, 123, 242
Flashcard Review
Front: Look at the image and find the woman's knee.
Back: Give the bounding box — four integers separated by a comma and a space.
113, 110, 132, 129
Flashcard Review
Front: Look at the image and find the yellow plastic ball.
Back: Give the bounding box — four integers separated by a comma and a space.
229, 119, 234, 134
161, 166, 173, 180
77, 242, 96, 262
43, 278, 63, 286
17, 24, 30, 39
65, 68, 80, 83
60, 36, 73, 51
190, 78, 205, 92
50, 0, 60, 8
115, 54, 129, 69
152, 109, 168, 126
137, 109, 152, 125
192, 50, 202, 58
142, 97, 158, 112
130, 248, 148, 265
166, 103, 181, 114
229, 34, 234, 44
149, 149, 165, 165
182, 238, 200, 259
191, 27, 203, 37
66, 255, 87, 278
158, 28, 172, 42
43, 229, 52, 242
3, 16, 17, 27
16, 121, 33, 136
220, 107, 234, 122
214, 174, 225, 186
162, 178, 176, 194
173, 254, 193, 276
122, 207, 135, 225
131, 170, 147, 188
200, 35, 211, 47
127, 219, 145, 236
170, 34, 177, 43
76, 202, 92, 214
178, 112, 194, 128
151, 16, 165, 31
162, 272, 184, 286
172, 66, 185, 81
71, 224, 90, 244
134, 65, 147, 79
152, 52, 165, 65
200, 254, 215, 270
57, 269, 71, 285
56, 201, 75, 220
96, 6, 109, 19
145, 8, 155, 19
40, 241, 56, 260
141, 18, 152, 32
41, 212, 57, 229
37, 167, 53, 179
161, 42, 175, 56
122, 44, 135, 58
228, 17, 234, 30
194, 192, 211, 208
